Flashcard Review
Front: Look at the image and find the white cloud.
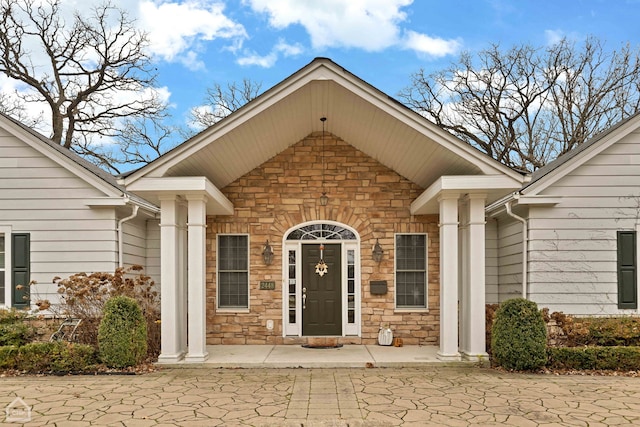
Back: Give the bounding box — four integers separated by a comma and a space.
275, 40, 304, 57
244, 0, 461, 62
237, 52, 278, 68
138, 1, 247, 68
246, 0, 412, 51
545, 29, 565, 46
402, 30, 461, 57
237, 38, 304, 68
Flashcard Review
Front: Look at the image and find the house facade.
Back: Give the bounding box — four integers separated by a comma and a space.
0, 112, 160, 311
124, 58, 524, 362
487, 113, 640, 316
14, 57, 635, 364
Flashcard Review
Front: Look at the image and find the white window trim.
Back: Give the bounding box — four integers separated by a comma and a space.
216, 233, 250, 312
0, 225, 12, 308
394, 232, 429, 312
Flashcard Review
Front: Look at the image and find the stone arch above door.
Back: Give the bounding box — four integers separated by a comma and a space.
272, 208, 373, 242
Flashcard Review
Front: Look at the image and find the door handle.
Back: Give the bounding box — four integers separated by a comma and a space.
302, 287, 306, 309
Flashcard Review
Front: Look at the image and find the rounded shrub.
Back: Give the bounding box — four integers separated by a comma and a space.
491, 298, 547, 371
98, 296, 147, 368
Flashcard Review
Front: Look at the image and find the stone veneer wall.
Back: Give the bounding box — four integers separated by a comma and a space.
206, 132, 440, 345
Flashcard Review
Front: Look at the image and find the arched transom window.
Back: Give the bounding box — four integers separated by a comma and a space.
286, 223, 357, 240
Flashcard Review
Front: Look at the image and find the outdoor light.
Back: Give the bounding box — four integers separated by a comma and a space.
262, 240, 274, 265
372, 239, 384, 263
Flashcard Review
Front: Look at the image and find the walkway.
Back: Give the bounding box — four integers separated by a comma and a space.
164, 344, 467, 368
2, 365, 640, 426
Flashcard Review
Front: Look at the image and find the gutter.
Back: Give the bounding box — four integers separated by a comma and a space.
117, 199, 140, 268
505, 199, 528, 299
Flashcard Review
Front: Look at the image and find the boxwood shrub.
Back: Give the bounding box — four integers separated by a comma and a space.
98, 296, 147, 368
491, 298, 547, 371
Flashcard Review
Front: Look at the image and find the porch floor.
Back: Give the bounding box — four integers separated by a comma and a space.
164, 345, 478, 368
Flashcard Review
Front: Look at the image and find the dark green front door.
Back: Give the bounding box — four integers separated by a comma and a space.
302, 243, 341, 336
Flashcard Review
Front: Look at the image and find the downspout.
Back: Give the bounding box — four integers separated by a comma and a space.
118, 201, 140, 268
505, 200, 528, 299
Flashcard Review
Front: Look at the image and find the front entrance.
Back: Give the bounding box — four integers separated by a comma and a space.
282, 221, 361, 337
302, 243, 341, 336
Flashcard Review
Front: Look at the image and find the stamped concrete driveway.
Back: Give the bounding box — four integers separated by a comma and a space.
1, 367, 640, 426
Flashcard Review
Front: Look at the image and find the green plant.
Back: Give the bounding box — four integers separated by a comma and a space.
47, 265, 160, 357
98, 296, 147, 368
0, 309, 34, 346
548, 346, 640, 371
14, 341, 96, 373
0, 346, 18, 370
491, 298, 547, 371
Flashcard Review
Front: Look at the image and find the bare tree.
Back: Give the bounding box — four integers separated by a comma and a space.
399, 37, 640, 171
0, 91, 40, 126
113, 116, 184, 171
0, 0, 167, 172
190, 78, 262, 129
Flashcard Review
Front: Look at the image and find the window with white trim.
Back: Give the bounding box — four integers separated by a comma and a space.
395, 234, 427, 308
217, 234, 249, 309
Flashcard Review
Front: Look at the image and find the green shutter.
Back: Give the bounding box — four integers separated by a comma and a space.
11, 233, 30, 308
617, 231, 637, 309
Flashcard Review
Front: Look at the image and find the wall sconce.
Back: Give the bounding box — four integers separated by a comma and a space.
262, 240, 274, 265
372, 239, 384, 263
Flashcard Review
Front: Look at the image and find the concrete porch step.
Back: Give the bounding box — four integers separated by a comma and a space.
158, 345, 480, 368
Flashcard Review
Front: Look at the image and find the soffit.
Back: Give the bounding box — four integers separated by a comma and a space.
128, 58, 522, 191
161, 80, 485, 189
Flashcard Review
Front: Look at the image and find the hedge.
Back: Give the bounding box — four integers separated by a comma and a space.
547, 346, 640, 371
0, 342, 97, 373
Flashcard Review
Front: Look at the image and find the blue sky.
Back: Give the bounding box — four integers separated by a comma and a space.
2, 0, 639, 137
134, 0, 640, 130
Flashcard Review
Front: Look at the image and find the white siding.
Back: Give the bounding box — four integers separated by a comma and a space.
497, 215, 524, 302
121, 217, 160, 289
122, 217, 147, 268
485, 218, 499, 304
527, 129, 640, 315
145, 219, 160, 287
0, 129, 119, 308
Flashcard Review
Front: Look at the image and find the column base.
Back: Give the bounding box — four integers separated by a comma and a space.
156, 351, 186, 364
436, 351, 461, 361
461, 351, 490, 365
184, 351, 210, 363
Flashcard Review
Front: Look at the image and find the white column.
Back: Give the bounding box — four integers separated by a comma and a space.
438, 193, 461, 361
464, 193, 489, 360
177, 202, 188, 352
185, 194, 209, 362
459, 198, 470, 355
157, 196, 185, 363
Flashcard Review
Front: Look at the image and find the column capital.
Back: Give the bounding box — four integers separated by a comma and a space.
185, 193, 208, 203
158, 194, 178, 202
437, 192, 461, 202
464, 193, 487, 201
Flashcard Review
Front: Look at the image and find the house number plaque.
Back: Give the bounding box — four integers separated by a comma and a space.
259, 281, 276, 290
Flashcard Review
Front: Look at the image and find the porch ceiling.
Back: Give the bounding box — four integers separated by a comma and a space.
127, 58, 522, 194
